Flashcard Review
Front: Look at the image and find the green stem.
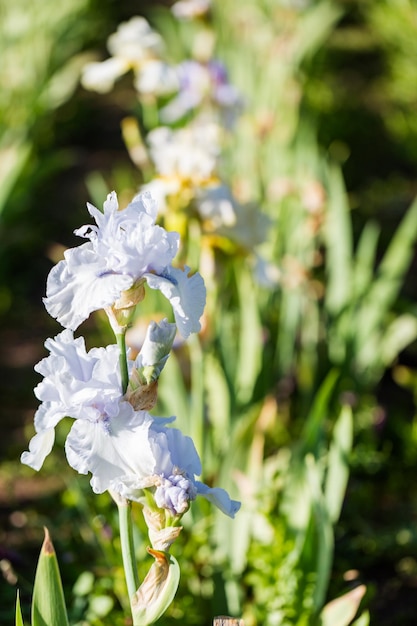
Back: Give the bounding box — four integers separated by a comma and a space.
117, 498, 140, 602
116, 331, 129, 394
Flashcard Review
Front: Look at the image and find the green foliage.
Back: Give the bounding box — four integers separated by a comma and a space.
15, 591, 24, 626
84, 0, 417, 622
320, 585, 366, 626
0, 0, 92, 216
324, 166, 417, 383
32, 529, 69, 626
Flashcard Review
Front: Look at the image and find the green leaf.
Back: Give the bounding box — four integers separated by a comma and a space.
32, 528, 69, 626
351, 609, 370, 626
324, 405, 353, 523
352, 220, 380, 299
236, 268, 263, 404
15, 590, 24, 626
380, 314, 417, 367
320, 585, 366, 626
305, 455, 334, 612
301, 369, 340, 455
204, 351, 231, 456
325, 166, 353, 315
357, 195, 417, 344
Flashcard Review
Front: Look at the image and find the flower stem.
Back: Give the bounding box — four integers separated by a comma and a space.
116, 331, 129, 394
117, 497, 140, 602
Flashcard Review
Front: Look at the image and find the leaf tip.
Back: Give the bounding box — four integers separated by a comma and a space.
42, 526, 55, 556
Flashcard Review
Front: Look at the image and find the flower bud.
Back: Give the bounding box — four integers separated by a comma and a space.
131, 548, 180, 625
126, 379, 158, 411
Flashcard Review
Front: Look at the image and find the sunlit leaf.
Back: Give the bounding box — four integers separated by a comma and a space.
15, 590, 24, 626
320, 585, 366, 626
32, 528, 69, 626
324, 405, 353, 523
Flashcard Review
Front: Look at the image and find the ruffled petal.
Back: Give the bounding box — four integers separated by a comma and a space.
65, 404, 156, 494
150, 420, 202, 477
44, 245, 133, 330
33, 330, 123, 429
144, 266, 206, 338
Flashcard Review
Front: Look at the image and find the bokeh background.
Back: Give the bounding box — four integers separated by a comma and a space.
2, 0, 417, 624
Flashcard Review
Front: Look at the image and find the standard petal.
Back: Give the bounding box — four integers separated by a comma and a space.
144, 266, 206, 338
150, 421, 202, 478
33, 330, 124, 432
21, 429, 55, 471
195, 481, 241, 518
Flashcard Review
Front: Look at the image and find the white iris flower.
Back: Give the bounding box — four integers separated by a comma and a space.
21, 329, 239, 518
67, 409, 240, 518
43, 191, 206, 337
81, 16, 178, 97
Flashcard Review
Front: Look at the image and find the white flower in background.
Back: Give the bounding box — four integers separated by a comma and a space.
196, 183, 280, 285
66, 408, 240, 518
81, 57, 130, 94
142, 122, 221, 211
252, 253, 282, 288
171, 0, 211, 19
196, 183, 270, 248
147, 123, 220, 181
107, 16, 163, 61
81, 16, 177, 97
142, 177, 182, 214
197, 183, 238, 230
135, 59, 178, 96
160, 60, 242, 124
43, 191, 206, 337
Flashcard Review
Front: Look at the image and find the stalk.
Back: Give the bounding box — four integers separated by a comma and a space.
116, 330, 129, 394
117, 497, 140, 603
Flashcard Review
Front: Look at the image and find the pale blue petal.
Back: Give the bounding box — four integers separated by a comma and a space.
144, 266, 206, 338
195, 481, 241, 518
65, 405, 156, 494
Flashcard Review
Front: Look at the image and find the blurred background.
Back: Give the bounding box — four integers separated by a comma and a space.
2, 0, 417, 624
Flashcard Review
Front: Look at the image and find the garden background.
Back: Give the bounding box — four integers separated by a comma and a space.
2, 0, 417, 624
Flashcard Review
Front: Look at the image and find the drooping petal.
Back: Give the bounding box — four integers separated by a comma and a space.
21, 429, 55, 471
195, 481, 241, 518
81, 57, 130, 93
144, 266, 206, 338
